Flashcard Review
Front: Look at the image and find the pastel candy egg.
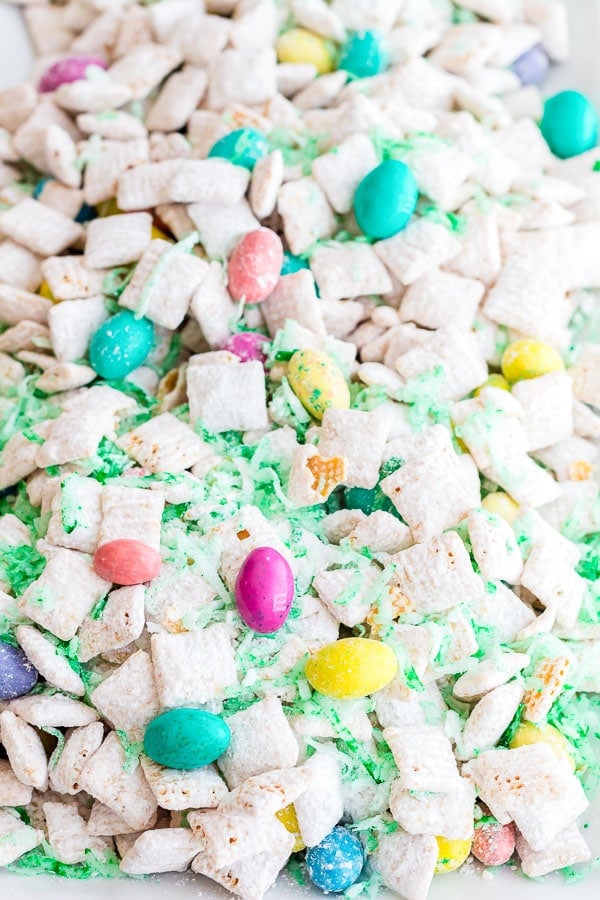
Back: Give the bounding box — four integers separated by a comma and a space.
354, 160, 418, 240
474, 373, 510, 396
143, 708, 230, 770
287, 349, 350, 421
89, 310, 155, 380
0, 641, 38, 700
481, 492, 520, 523
472, 821, 515, 867
208, 128, 268, 170
509, 720, 575, 770
541, 90, 598, 159
235, 547, 294, 634
306, 827, 364, 892
227, 229, 284, 303
93, 539, 162, 585
305, 637, 398, 699
281, 252, 311, 276
339, 30, 388, 79
276, 804, 305, 852
500, 339, 564, 383
511, 44, 549, 86
222, 331, 268, 363
39, 56, 107, 93
435, 836, 472, 873
276, 28, 336, 75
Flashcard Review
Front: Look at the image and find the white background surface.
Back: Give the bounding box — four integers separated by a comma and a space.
0, 1, 599, 898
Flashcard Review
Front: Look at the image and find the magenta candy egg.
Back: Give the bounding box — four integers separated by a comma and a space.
39, 56, 108, 93
235, 547, 294, 633
222, 331, 268, 363
93, 539, 162, 585
227, 229, 283, 304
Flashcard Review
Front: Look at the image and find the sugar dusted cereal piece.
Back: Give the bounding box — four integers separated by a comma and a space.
454, 652, 530, 701
120, 828, 203, 875
523, 654, 573, 722
262, 270, 325, 337
117, 412, 211, 474
0, 710, 48, 790
467, 508, 523, 584
516, 823, 591, 878
90, 650, 160, 739
85, 212, 152, 269
0, 808, 44, 866
511, 370, 573, 452
98, 485, 164, 553
8, 694, 98, 728
373, 830, 437, 900
250, 149, 284, 220
208, 47, 277, 110
146, 66, 207, 132
277, 177, 336, 255
313, 565, 378, 628
312, 134, 378, 214
399, 268, 484, 331
389, 777, 476, 841
78, 584, 145, 662
83, 139, 150, 207
459, 681, 524, 760
0, 198, 82, 257
0, 759, 33, 807
187, 198, 260, 259
151, 624, 238, 708
168, 159, 249, 205
294, 748, 344, 847
383, 724, 462, 793
319, 408, 389, 489
287, 443, 348, 508
187, 361, 268, 433
44, 801, 111, 865
310, 242, 393, 303
43, 123, 81, 189
16, 625, 85, 696
140, 756, 228, 811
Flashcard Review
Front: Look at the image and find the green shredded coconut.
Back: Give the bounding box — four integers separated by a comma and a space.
115, 730, 144, 773
0, 544, 46, 595
9, 847, 128, 879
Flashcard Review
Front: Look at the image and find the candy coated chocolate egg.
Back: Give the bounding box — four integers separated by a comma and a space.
339, 30, 388, 79
541, 90, 598, 159
89, 310, 155, 380
208, 128, 268, 170
509, 720, 575, 769
276, 27, 336, 75
435, 836, 472, 873
143, 708, 230, 770
500, 339, 564, 383
511, 44, 549, 86
0, 641, 38, 700
281, 252, 311, 276
287, 349, 350, 420
93, 539, 162, 585
222, 331, 268, 363
472, 821, 515, 867
235, 547, 294, 633
305, 637, 398, 699
354, 160, 418, 240
306, 827, 363, 892
227, 229, 283, 303
276, 804, 305, 852
39, 56, 107, 93
481, 492, 520, 523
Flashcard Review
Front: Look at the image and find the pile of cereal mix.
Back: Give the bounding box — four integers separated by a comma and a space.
0, 0, 600, 897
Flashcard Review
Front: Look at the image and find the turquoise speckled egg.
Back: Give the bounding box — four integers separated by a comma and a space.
541, 90, 598, 159
354, 159, 418, 240
208, 128, 268, 170
143, 708, 231, 770
89, 310, 155, 380
339, 30, 388, 79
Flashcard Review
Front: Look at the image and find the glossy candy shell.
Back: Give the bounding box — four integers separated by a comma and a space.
541, 90, 598, 159
287, 349, 350, 421
339, 30, 388, 79
222, 331, 268, 363
276, 28, 335, 75
354, 159, 418, 240
0, 641, 38, 700
89, 310, 155, 380
472, 822, 516, 867
511, 44, 549, 86
306, 827, 364, 892
227, 229, 283, 304
143, 708, 230, 770
305, 637, 398, 699
93, 539, 162, 585
39, 56, 107, 92
208, 128, 268, 170
235, 547, 294, 633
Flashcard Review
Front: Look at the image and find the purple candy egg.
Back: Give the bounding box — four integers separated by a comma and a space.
222, 331, 268, 363
511, 44, 550, 86
0, 641, 38, 700
235, 547, 294, 634
39, 56, 108, 93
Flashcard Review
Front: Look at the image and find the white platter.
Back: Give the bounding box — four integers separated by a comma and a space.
0, 1, 600, 898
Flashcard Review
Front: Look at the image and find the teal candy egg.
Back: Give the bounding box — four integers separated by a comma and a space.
281, 252, 311, 276
208, 128, 268, 170
339, 31, 388, 79
354, 159, 418, 240
143, 708, 231, 770
89, 310, 154, 380
541, 90, 598, 159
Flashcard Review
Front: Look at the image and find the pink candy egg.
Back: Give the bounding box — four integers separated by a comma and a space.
93, 539, 162, 585
222, 331, 268, 363
227, 229, 283, 304
39, 56, 108, 93
471, 821, 515, 867
235, 547, 294, 633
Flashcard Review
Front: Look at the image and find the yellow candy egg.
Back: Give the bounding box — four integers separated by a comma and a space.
38, 280, 54, 301
501, 339, 564, 384
96, 198, 122, 217
435, 836, 472, 874
509, 720, 576, 770
276, 804, 305, 852
474, 373, 510, 396
287, 349, 350, 421
305, 637, 398, 700
151, 225, 172, 241
481, 492, 520, 523
276, 28, 336, 75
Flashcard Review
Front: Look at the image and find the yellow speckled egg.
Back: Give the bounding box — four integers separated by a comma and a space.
435, 836, 472, 874
305, 638, 398, 700
509, 720, 575, 770
276, 28, 336, 75
276, 804, 305, 852
501, 339, 564, 383
287, 349, 350, 421
481, 492, 520, 523
474, 373, 511, 396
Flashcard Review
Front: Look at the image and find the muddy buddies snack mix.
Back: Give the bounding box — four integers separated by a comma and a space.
0, 0, 599, 897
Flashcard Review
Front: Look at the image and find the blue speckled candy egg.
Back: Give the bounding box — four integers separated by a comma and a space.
339, 31, 388, 79
143, 708, 230, 770
0, 641, 38, 700
89, 310, 155, 380
306, 826, 364, 893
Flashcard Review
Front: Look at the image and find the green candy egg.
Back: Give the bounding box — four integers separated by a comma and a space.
339, 30, 388, 79
89, 310, 155, 380
143, 708, 231, 770
208, 128, 268, 170
354, 159, 418, 240
541, 90, 598, 159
